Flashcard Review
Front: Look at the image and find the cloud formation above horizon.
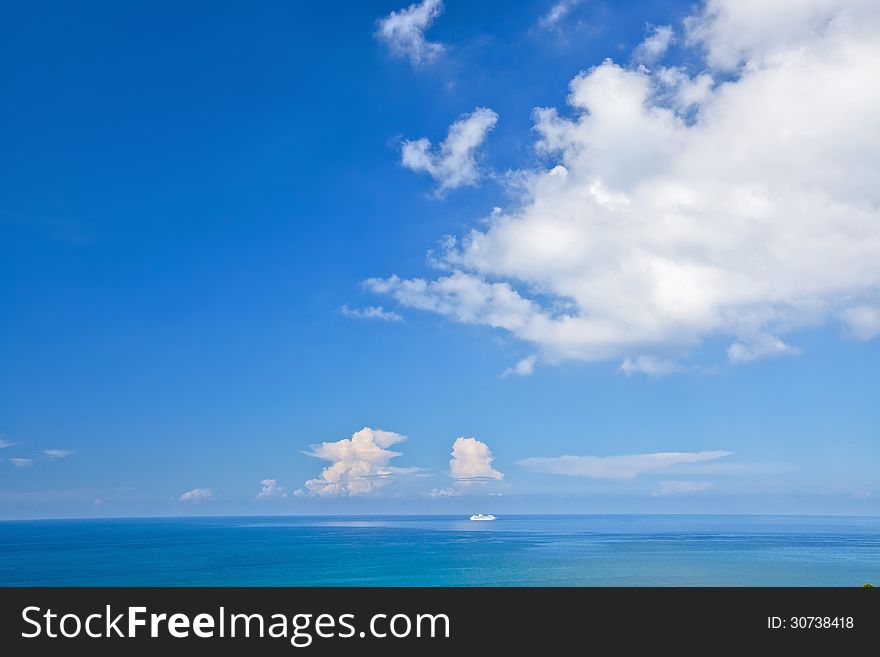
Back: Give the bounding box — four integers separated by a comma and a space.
369, 0, 880, 373
299, 427, 418, 496
180, 488, 213, 503
519, 450, 731, 480
256, 479, 287, 500
449, 436, 503, 482
428, 487, 461, 498
376, 0, 445, 67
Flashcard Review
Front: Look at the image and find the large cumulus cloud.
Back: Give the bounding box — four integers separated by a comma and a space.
299, 427, 417, 496
369, 0, 880, 372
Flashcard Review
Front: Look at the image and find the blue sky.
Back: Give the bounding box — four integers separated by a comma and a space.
1, 0, 878, 518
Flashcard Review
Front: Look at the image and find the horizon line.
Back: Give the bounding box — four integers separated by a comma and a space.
2, 511, 879, 523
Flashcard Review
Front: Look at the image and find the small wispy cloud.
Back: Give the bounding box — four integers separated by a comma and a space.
652, 480, 713, 496
179, 488, 213, 503
401, 107, 498, 193
340, 305, 402, 322
256, 479, 287, 500
376, 0, 445, 67
633, 24, 675, 64
0, 438, 14, 449
428, 487, 461, 498
538, 0, 581, 30
619, 355, 681, 377
44, 449, 73, 459
9, 458, 34, 469
501, 354, 536, 378
727, 334, 799, 364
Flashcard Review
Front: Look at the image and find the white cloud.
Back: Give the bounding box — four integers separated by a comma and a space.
9, 458, 33, 469
539, 0, 581, 30
501, 354, 536, 378
727, 333, 799, 364
653, 480, 713, 496
633, 25, 675, 63
401, 107, 498, 193
683, 0, 874, 72
619, 355, 682, 376
44, 449, 73, 459
299, 427, 416, 496
428, 487, 461, 497
371, 0, 880, 370
450, 436, 503, 481
256, 479, 287, 500
179, 488, 213, 503
519, 450, 731, 480
0, 439, 13, 449
841, 304, 880, 341
376, 0, 445, 67
340, 305, 403, 322
365, 271, 541, 332
655, 66, 714, 111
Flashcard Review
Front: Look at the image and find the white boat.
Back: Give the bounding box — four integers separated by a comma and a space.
469, 513, 496, 521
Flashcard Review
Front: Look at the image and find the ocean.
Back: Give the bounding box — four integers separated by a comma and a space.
1, 515, 878, 586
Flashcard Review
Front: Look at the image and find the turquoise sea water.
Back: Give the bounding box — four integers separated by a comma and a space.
1, 515, 878, 586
